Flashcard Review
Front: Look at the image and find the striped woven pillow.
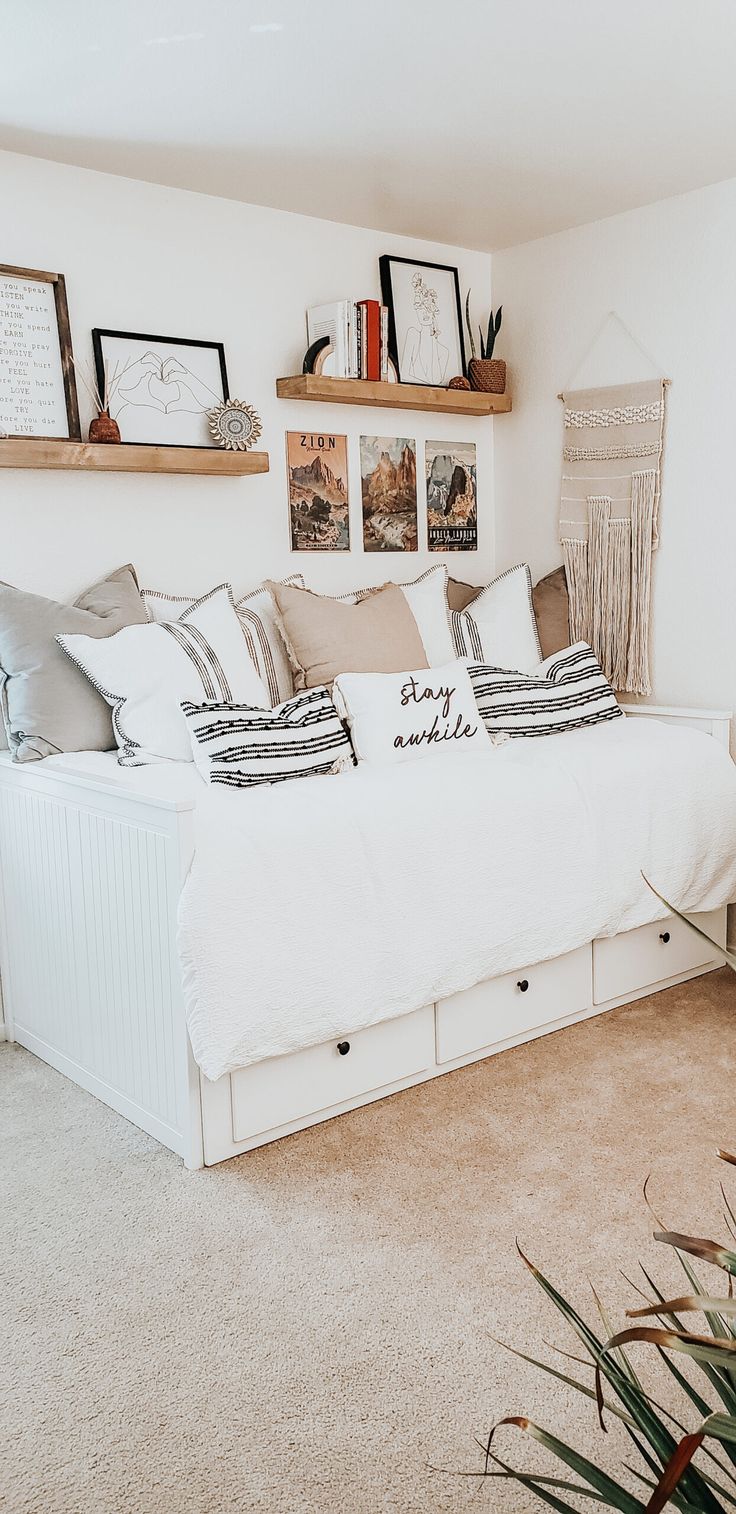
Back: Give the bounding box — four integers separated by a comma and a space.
182, 686, 355, 789
468, 642, 622, 739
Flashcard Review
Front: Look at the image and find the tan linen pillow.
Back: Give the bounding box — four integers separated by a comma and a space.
265, 580, 428, 690
447, 577, 483, 613
532, 565, 570, 658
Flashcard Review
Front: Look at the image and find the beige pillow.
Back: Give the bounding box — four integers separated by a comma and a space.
532, 565, 570, 659
265, 580, 428, 690
447, 577, 483, 613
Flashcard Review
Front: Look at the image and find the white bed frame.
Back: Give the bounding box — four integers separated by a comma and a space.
0, 704, 730, 1169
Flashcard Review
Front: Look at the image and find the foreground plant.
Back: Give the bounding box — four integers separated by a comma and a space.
455, 901, 736, 1510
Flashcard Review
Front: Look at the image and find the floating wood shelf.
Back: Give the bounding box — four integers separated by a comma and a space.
0, 439, 270, 476
276, 374, 512, 416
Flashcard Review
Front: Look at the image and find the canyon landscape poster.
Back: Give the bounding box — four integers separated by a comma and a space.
360, 434, 418, 552
287, 431, 350, 551
425, 439, 477, 551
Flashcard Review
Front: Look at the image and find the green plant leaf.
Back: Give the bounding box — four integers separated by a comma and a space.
655, 1232, 736, 1280
601, 1326, 736, 1372
486, 1417, 646, 1511
629, 1298, 736, 1321
704, 1417, 736, 1448
644, 1432, 706, 1514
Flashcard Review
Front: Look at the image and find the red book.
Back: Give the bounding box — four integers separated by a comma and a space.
357, 299, 381, 381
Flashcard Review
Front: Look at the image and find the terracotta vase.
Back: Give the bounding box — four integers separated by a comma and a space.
468, 358, 506, 394
88, 411, 121, 443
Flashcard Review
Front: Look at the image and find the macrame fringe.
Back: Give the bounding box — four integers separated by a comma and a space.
561, 538, 590, 644
626, 470, 656, 694
607, 518, 631, 691
588, 497, 612, 679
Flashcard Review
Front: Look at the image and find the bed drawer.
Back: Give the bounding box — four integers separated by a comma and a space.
435, 946, 591, 1065
229, 1005, 435, 1142
593, 908, 726, 1005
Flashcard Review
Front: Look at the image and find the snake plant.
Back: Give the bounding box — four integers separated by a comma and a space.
451, 893, 736, 1511
465, 292, 503, 361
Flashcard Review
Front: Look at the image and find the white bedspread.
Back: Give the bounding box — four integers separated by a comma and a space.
178, 718, 736, 1080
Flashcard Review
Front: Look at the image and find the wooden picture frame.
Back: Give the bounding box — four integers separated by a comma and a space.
92, 328, 229, 448
379, 254, 466, 387
0, 263, 80, 439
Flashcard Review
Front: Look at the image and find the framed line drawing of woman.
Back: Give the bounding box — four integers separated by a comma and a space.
379, 255, 466, 387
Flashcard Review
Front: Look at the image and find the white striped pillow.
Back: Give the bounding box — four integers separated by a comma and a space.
57, 585, 269, 766
142, 575, 304, 708
451, 564, 541, 672
182, 686, 355, 789
469, 642, 622, 739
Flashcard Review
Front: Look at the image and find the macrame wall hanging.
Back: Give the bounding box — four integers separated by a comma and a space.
558, 315, 669, 695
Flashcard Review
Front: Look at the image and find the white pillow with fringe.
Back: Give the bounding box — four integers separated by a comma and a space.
183, 686, 354, 789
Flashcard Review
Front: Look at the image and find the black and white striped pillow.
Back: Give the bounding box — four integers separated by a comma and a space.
469, 642, 623, 739
182, 686, 355, 789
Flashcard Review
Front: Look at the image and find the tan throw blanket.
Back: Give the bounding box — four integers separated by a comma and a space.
559, 378, 666, 694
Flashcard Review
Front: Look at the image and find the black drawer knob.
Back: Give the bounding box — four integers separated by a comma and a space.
659, 931, 671, 944
336, 1040, 351, 1056
517, 979, 529, 993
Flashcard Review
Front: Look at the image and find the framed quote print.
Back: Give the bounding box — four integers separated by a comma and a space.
0, 264, 80, 439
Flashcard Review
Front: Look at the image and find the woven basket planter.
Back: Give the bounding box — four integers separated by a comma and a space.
468, 358, 506, 394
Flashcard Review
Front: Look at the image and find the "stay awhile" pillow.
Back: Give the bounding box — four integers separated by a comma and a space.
333, 659, 491, 765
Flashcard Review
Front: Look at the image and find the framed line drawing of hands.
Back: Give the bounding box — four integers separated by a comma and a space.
92, 329, 229, 447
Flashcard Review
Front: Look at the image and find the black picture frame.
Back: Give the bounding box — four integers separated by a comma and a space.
91, 328, 229, 448
0, 263, 80, 439
379, 254, 466, 386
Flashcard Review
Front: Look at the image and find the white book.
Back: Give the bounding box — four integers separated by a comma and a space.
380, 305, 389, 381
306, 301, 350, 378
348, 303, 358, 378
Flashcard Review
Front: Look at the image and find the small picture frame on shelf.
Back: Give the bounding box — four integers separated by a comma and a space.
379, 255, 466, 387
0, 263, 80, 439
92, 329, 229, 447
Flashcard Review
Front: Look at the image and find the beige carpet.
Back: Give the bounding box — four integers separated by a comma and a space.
3, 970, 736, 1514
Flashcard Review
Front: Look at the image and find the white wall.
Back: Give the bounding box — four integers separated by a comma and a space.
493, 177, 736, 723
1, 149, 493, 601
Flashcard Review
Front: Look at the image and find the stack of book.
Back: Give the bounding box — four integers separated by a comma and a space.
307, 300, 390, 381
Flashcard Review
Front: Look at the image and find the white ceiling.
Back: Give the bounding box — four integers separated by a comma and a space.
3, 0, 736, 251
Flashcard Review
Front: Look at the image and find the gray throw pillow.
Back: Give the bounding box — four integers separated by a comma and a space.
0, 564, 148, 762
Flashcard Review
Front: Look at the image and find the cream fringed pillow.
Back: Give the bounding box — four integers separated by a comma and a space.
265, 580, 428, 690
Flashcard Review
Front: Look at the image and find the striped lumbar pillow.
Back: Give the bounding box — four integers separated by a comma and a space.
469, 642, 623, 739
182, 686, 355, 789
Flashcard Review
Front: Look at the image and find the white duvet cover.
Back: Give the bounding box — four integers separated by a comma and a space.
178, 718, 736, 1080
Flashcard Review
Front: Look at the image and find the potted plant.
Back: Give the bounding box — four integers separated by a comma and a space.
445, 894, 736, 1512
465, 294, 505, 393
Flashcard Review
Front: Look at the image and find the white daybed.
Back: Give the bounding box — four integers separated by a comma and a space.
0, 704, 733, 1169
